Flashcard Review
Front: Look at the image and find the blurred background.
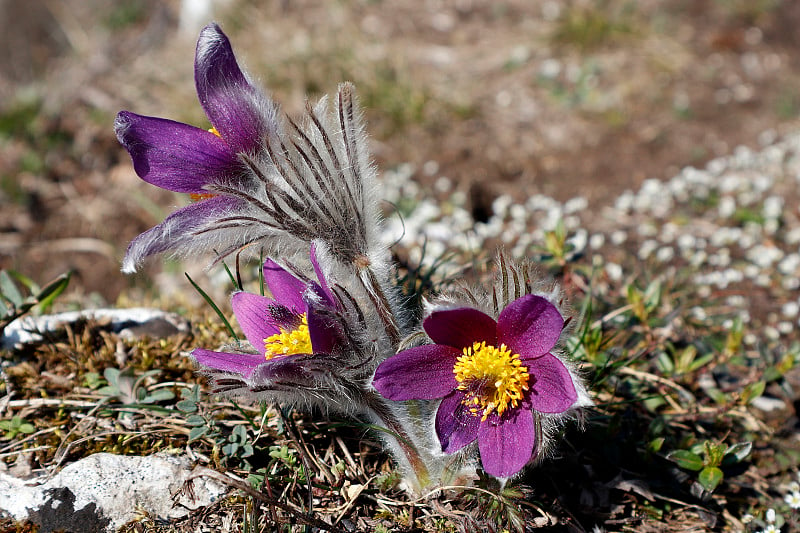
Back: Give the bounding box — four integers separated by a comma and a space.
1, 0, 799, 306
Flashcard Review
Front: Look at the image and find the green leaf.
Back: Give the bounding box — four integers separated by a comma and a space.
32, 271, 71, 313
176, 399, 198, 413
0, 270, 23, 307
667, 450, 704, 471
723, 442, 752, 464
698, 466, 724, 492
7, 270, 39, 293
223, 442, 238, 456
648, 437, 665, 453
141, 389, 175, 404
643, 280, 662, 313
83, 372, 104, 389
740, 381, 766, 405
185, 415, 206, 427
233, 424, 247, 441
188, 426, 209, 442
626, 284, 641, 307
103, 367, 121, 385
655, 350, 674, 374
688, 352, 715, 373
136, 387, 147, 402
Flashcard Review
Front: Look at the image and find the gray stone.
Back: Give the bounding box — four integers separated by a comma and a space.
0, 452, 228, 532
1, 308, 190, 350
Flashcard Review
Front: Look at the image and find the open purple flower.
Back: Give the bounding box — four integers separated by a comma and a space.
192, 249, 341, 381
115, 22, 278, 273
372, 294, 579, 478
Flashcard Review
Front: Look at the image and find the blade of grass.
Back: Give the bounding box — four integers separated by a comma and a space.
33, 271, 72, 313
185, 272, 239, 341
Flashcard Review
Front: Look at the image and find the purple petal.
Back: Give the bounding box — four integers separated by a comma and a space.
262, 259, 306, 313
247, 353, 315, 388
423, 308, 497, 349
523, 353, 578, 413
478, 408, 535, 478
121, 195, 239, 273
115, 111, 238, 193
497, 295, 563, 358
436, 391, 480, 454
231, 292, 282, 354
191, 348, 264, 378
372, 345, 460, 400
305, 294, 344, 354
194, 23, 276, 154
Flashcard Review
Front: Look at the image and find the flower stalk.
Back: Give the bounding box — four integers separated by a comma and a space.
361, 389, 431, 491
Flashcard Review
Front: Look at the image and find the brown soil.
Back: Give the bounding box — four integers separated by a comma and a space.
1, 0, 799, 302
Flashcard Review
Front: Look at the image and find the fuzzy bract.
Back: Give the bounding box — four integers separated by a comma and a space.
372, 294, 580, 478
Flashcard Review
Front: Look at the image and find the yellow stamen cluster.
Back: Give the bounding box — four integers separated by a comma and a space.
453, 341, 530, 421
263, 314, 313, 359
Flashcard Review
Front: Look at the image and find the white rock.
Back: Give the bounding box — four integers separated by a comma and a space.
0, 453, 227, 532
751, 395, 788, 413
1, 308, 190, 350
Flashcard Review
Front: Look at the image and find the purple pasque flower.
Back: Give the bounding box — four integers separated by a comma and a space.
372, 294, 579, 478
116, 22, 278, 273
192, 248, 342, 383
117, 23, 384, 275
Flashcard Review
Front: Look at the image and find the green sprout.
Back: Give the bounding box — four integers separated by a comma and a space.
667, 440, 752, 494
0, 415, 35, 440
96, 367, 175, 406
625, 279, 662, 325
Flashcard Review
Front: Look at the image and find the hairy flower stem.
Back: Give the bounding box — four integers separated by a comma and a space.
363, 389, 430, 491
357, 264, 400, 344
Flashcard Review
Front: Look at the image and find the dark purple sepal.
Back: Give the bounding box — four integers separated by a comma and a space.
310, 242, 336, 305
477, 408, 535, 478
497, 295, 563, 357
122, 195, 241, 273
262, 259, 306, 314
231, 291, 281, 355
523, 352, 577, 413
372, 344, 459, 401
435, 391, 480, 454
423, 307, 498, 349
114, 111, 238, 193
194, 23, 274, 154
246, 353, 316, 389
246, 353, 346, 392
191, 348, 264, 379
304, 295, 345, 355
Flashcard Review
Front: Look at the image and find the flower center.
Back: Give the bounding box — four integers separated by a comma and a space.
453, 341, 530, 421
263, 314, 313, 359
